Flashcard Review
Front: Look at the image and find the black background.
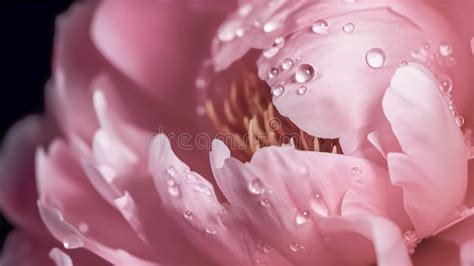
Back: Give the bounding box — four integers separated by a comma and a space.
1, 0, 73, 248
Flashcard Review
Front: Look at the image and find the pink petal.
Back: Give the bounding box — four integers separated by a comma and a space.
0, 231, 107, 266
460, 239, 474, 266
0, 115, 57, 236
35, 140, 156, 264
49, 2, 101, 141
383, 64, 468, 237
210, 140, 410, 264
149, 134, 291, 265
91, 1, 229, 96
319, 215, 412, 265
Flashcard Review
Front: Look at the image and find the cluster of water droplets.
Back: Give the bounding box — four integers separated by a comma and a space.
350, 166, 366, 188
409, 42, 465, 128
403, 229, 420, 254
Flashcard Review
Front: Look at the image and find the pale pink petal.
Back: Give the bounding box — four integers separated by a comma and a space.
0, 115, 57, 236
35, 140, 156, 264
0, 231, 107, 266
49, 2, 101, 141
149, 134, 291, 265
210, 140, 410, 264
460, 239, 474, 266
319, 215, 412, 265
49, 248, 73, 266
383, 64, 468, 237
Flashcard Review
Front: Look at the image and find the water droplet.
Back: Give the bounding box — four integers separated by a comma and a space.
217, 21, 239, 42
423, 43, 431, 50
248, 178, 265, 195
295, 210, 310, 225
295, 64, 316, 83
289, 242, 305, 252
439, 43, 453, 57
183, 210, 193, 220
256, 239, 272, 253
282, 58, 294, 70
167, 166, 177, 176
167, 177, 180, 197
268, 68, 279, 79
437, 74, 453, 93
354, 178, 365, 187
206, 227, 216, 235
260, 198, 271, 207
351, 167, 359, 175
236, 28, 246, 38
311, 191, 329, 217
263, 21, 280, 33
297, 86, 307, 95
263, 47, 279, 58
311, 19, 329, 34
62, 237, 84, 249
271, 85, 284, 97
400, 60, 408, 66
78, 223, 89, 233
404, 230, 417, 243
273, 37, 285, 48
342, 23, 355, 33
238, 3, 253, 17
194, 182, 212, 196
366, 47, 386, 69
455, 116, 465, 127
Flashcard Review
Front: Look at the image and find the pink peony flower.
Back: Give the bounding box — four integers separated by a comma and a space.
1, 0, 473, 265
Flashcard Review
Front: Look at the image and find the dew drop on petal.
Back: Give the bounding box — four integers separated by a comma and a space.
260, 198, 271, 207
206, 227, 216, 235
263, 21, 280, 33
183, 211, 193, 220
366, 47, 386, 69
289, 242, 305, 252
236, 28, 246, 38
297, 86, 307, 95
455, 115, 465, 127
62, 237, 84, 250
342, 23, 355, 33
311, 191, 329, 217
268, 68, 279, 79
295, 210, 310, 225
238, 3, 253, 17
263, 47, 279, 59
295, 64, 316, 83
271, 85, 284, 97
248, 178, 265, 195
282, 58, 294, 70
351, 167, 359, 175
439, 43, 453, 57
437, 74, 453, 93
167, 165, 177, 176
167, 177, 180, 197
311, 19, 329, 34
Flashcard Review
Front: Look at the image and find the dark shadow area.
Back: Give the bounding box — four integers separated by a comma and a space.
1, 0, 73, 249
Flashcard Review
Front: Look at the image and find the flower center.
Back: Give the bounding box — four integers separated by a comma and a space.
204, 72, 340, 161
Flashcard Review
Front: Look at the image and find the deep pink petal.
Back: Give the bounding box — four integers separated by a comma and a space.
383, 64, 468, 237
